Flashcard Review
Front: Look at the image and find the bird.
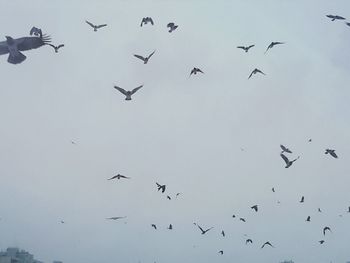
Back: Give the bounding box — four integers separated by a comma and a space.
300, 196, 305, 203
190, 67, 204, 76
306, 216, 311, 222
251, 205, 258, 212
308, 138, 312, 142
280, 153, 300, 168
248, 68, 265, 79
48, 44, 64, 53
29, 27, 42, 38
232, 214, 236, 218
197, 224, 213, 235
261, 242, 274, 249
221, 230, 225, 237
280, 144, 292, 154
318, 208, 322, 213
167, 23, 178, 32
239, 218, 246, 222
151, 224, 157, 230
319, 240, 325, 244
265, 42, 285, 54
326, 15, 346, 21
156, 183, 166, 193
325, 149, 338, 158
106, 216, 126, 220
237, 45, 255, 52
218, 250, 224, 255
246, 239, 253, 245
176, 193, 181, 198
168, 224, 173, 230
107, 174, 130, 180
167, 195, 171, 200
114, 85, 143, 101
140, 17, 154, 27
134, 50, 156, 64
323, 226, 332, 236
60, 220, 65, 224
0, 35, 50, 64
85, 21, 107, 31
347, 207, 350, 213
272, 187, 275, 193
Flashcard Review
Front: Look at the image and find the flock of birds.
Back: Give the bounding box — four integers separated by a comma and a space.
0, 12, 349, 262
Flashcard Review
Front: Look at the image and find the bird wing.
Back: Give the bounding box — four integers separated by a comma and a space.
265, 44, 272, 53
16, 36, 51, 51
97, 24, 107, 28
140, 18, 145, 27
149, 17, 154, 25
114, 86, 128, 95
280, 153, 290, 165
237, 46, 245, 50
134, 54, 146, 62
48, 44, 56, 49
86, 20, 95, 28
147, 50, 156, 60
330, 151, 338, 158
197, 68, 204, 73
257, 69, 265, 75
248, 71, 254, 79
197, 225, 205, 233
280, 144, 287, 151
248, 45, 255, 49
131, 85, 143, 95
167, 22, 174, 27
57, 44, 65, 49
274, 42, 285, 45
346, 22, 350, 26
107, 175, 117, 180
0, 41, 9, 55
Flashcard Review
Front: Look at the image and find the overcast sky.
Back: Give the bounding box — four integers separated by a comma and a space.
0, 0, 350, 262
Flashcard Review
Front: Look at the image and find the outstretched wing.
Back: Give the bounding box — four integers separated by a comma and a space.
114, 86, 128, 95
86, 20, 95, 28
248, 45, 255, 49
248, 70, 254, 79
149, 17, 154, 25
97, 24, 107, 29
0, 40, 9, 55
265, 44, 272, 53
237, 46, 245, 50
57, 44, 65, 49
147, 50, 156, 59
140, 18, 146, 27
16, 36, 51, 51
134, 54, 146, 62
280, 153, 290, 165
167, 22, 174, 27
131, 85, 143, 95
197, 225, 205, 233
330, 151, 338, 158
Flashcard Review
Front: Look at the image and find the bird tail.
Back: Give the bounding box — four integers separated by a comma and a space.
7, 51, 26, 64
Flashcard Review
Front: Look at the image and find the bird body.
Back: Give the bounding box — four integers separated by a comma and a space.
261, 241, 274, 249
221, 230, 225, 237
156, 183, 166, 193
218, 250, 223, 255
306, 216, 311, 222
246, 239, 253, 244
280, 144, 292, 154
300, 196, 305, 203
251, 205, 258, 212
106, 216, 126, 220
326, 15, 346, 21
265, 42, 285, 53
190, 67, 204, 76
197, 224, 213, 235
323, 226, 331, 236
151, 224, 157, 230
168, 224, 173, 230
114, 85, 143, 100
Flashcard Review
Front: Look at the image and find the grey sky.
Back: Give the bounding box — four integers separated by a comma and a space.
0, 0, 350, 262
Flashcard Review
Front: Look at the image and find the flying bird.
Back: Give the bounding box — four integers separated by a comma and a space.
323, 226, 331, 236
140, 17, 154, 27
134, 50, 155, 64
239, 218, 246, 222
318, 208, 322, 213
265, 42, 285, 54
168, 224, 173, 230
106, 216, 126, 220
326, 15, 346, 21
300, 196, 305, 203
306, 216, 311, 222
248, 68, 265, 79
107, 174, 130, 180
167, 23, 178, 32
190, 67, 204, 76
197, 224, 213, 235
272, 187, 275, 193
151, 224, 157, 230
48, 44, 64, 53
325, 149, 338, 158
280, 144, 292, 154
176, 193, 181, 198
156, 183, 166, 193
218, 250, 223, 255
280, 153, 300, 168
29, 27, 42, 38
261, 242, 274, 249
251, 205, 258, 212
319, 240, 325, 244
221, 230, 225, 237
246, 239, 253, 244
86, 21, 107, 31
167, 195, 171, 200
237, 45, 255, 52
0, 35, 50, 64
114, 85, 143, 101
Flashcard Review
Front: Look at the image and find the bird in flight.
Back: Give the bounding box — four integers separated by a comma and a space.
300, 196, 305, 203
151, 224, 157, 230
239, 218, 246, 222
221, 230, 225, 237
0, 34, 50, 64
156, 183, 166, 193
261, 241, 274, 249
218, 250, 224, 255
106, 216, 126, 220
347, 207, 350, 213
190, 67, 204, 76
168, 224, 173, 230
114, 85, 143, 101
107, 174, 130, 180
280, 153, 300, 168
272, 187, 275, 193
280, 144, 292, 154
140, 17, 154, 27
326, 15, 346, 21
265, 42, 285, 54
48, 44, 64, 53
248, 68, 265, 79
251, 205, 258, 212
176, 193, 181, 198
167, 23, 178, 33
319, 240, 325, 244
237, 45, 255, 53
85, 21, 107, 31
325, 149, 338, 158
323, 226, 332, 236
134, 50, 156, 64
246, 239, 253, 245
167, 195, 171, 200
318, 208, 322, 213
306, 216, 311, 222
197, 224, 213, 235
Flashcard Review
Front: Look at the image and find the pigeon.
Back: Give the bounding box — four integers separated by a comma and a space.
134, 50, 156, 64
325, 149, 338, 158
246, 239, 253, 245
248, 68, 265, 79
107, 174, 130, 180
306, 216, 311, 222
168, 224, 173, 230
319, 240, 325, 244
140, 17, 154, 27
280, 144, 292, 154
85, 21, 107, 31
251, 205, 258, 212
237, 45, 255, 52
280, 153, 300, 168
218, 250, 224, 255
167, 23, 178, 32
326, 15, 346, 21
151, 224, 157, 230
261, 242, 274, 249
114, 85, 143, 101
106, 216, 126, 220
156, 183, 166, 193
239, 218, 246, 222
300, 196, 305, 203
0, 35, 51, 64
29, 27, 42, 38
221, 230, 225, 237
197, 224, 213, 235
265, 42, 285, 54
48, 44, 64, 53
190, 67, 204, 76
323, 226, 332, 236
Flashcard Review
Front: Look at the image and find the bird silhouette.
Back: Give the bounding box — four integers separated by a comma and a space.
300, 196, 305, 203
60, 220, 65, 224
197, 224, 213, 235
221, 230, 225, 237
85, 20, 107, 31
326, 15, 346, 21
167, 23, 178, 32
265, 42, 285, 54
319, 240, 325, 244
106, 216, 126, 220
239, 218, 246, 222
218, 250, 224, 255
280, 144, 292, 154
48, 44, 64, 53
107, 174, 130, 180
323, 226, 332, 236
246, 239, 253, 245
156, 183, 166, 193
168, 224, 173, 230
190, 67, 204, 76
251, 205, 258, 212
134, 50, 156, 64
167, 195, 171, 200
261, 241, 274, 249
325, 149, 338, 158
114, 85, 143, 101
347, 207, 350, 213
248, 68, 265, 79
151, 224, 157, 230
237, 45, 255, 53
232, 214, 236, 218
140, 17, 154, 27
306, 216, 311, 222
280, 153, 300, 168
318, 208, 322, 213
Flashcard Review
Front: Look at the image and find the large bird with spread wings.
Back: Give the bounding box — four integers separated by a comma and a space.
0, 34, 50, 64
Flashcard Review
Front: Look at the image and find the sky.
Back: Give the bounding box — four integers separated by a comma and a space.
0, 0, 350, 262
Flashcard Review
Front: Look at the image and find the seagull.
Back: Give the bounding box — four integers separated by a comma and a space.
306, 216, 311, 222
48, 44, 64, 53
326, 15, 346, 21
221, 230, 225, 237
261, 242, 274, 249
140, 17, 154, 27
248, 68, 265, 79
280, 144, 292, 154
218, 250, 224, 255
107, 174, 130, 180
106, 216, 126, 220
85, 20, 107, 31
114, 85, 143, 101
167, 23, 178, 32
325, 149, 338, 158
156, 183, 166, 193
239, 218, 246, 222
134, 50, 156, 64
237, 45, 255, 53
151, 224, 157, 230
29, 27, 42, 38
190, 67, 204, 76
246, 239, 253, 244
319, 240, 325, 244
300, 196, 305, 203
280, 153, 300, 168
265, 42, 285, 54
323, 226, 332, 236
251, 205, 258, 212
197, 224, 213, 235
0, 35, 50, 64
168, 224, 173, 230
